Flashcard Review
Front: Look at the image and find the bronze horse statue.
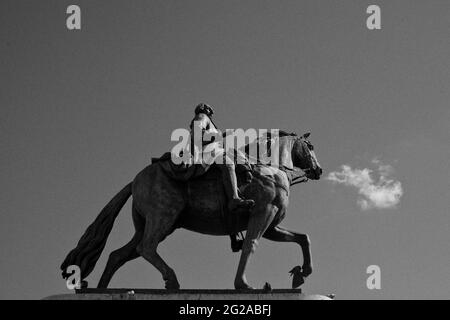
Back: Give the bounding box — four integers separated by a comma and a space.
61, 132, 322, 290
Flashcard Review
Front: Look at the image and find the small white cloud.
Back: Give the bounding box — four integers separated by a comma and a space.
327, 160, 403, 210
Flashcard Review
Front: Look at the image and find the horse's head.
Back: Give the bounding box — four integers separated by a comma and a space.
291, 132, 322, 180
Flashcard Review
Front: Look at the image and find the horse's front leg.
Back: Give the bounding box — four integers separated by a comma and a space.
234, 204, 278, 290
263, 226, 313, 279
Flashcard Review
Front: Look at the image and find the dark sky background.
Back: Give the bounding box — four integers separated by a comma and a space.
1, 0, 449, 299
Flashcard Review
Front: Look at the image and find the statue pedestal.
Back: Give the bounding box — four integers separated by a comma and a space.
44, 288, 333, 300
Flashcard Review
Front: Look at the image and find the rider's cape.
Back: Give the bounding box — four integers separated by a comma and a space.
151, 152, 210, 181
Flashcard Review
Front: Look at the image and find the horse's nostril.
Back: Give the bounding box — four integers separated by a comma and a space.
317, 167, 323, 176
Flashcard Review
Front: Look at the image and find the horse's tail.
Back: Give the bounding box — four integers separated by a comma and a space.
60, 182, 133, 281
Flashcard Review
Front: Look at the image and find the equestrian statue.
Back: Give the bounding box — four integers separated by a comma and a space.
61, 103, 323, 290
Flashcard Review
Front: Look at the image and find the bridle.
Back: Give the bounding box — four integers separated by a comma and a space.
289, 136, 317, 185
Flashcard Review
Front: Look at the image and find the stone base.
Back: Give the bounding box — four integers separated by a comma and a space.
44, 289, 333, 300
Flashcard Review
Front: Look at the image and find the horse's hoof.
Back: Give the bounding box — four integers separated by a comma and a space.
165, 279, 180, 290
289, 266, 305, 289
234, 282, 254, 290
302, 265, 313, 277
235, 286, 255, 291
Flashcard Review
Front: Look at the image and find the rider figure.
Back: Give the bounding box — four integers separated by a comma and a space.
190, 103, 255, 215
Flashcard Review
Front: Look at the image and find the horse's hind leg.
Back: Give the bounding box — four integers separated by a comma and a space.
137, 208, 180, 290
97, 233, 141, 288
97, 206, 144, 288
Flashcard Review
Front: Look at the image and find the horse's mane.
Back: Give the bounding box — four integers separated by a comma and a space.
238, 130, 298, 166
240, 130, 307, 185
278, 130, 298, 137
244, 130, 297, 150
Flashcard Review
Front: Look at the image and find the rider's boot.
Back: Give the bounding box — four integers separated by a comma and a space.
220, 164, 255, 212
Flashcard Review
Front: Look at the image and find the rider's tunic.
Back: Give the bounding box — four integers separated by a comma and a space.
189, 115, 226, 167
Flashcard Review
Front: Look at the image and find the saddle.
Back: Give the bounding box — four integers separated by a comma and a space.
151, 152, 253, 183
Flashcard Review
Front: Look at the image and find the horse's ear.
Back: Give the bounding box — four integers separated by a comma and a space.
303, 132, 311, 139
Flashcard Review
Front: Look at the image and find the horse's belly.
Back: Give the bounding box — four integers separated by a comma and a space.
176, 167, 230, 235
178, 210, 228, 235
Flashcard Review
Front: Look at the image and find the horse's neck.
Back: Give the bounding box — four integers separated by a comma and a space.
252, 164, 291, 194
277, 136, 294, 170
243, 135, 294, 170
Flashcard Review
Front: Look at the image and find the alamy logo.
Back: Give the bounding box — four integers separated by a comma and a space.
366, 265, 381, 290
171, 127, 281, 167
66, 5, 81, 30
366, 5, 381, 30
65, 265, 81, 290
64, 5, 384, 32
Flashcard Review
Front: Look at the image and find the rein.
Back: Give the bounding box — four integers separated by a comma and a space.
241, 133, 313, 191
287, 168, 309, 186
250, 165, 308, 196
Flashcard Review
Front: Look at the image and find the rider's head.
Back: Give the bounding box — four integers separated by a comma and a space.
195, 103, 214, 118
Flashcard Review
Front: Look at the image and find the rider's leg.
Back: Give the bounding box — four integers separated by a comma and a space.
214, 149, 253, 252
221, 162, 253, 253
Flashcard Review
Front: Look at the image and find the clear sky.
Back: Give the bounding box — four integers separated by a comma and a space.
1, 0, 449, 299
